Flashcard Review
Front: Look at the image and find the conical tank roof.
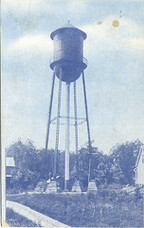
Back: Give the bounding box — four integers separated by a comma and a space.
50, 21, 87, 40
60, 21, 76, 29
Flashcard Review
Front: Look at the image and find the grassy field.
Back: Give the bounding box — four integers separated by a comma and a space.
6, 208, 39, 227
7, 189, 143, 227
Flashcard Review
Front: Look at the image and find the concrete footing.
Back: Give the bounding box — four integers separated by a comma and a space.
45, 180, 57, 193
87, 180, 97, 192
71, 180, 81, 193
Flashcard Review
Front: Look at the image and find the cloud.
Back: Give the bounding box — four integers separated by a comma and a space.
126, 38, 144, 50
81, 15, 144, 54
3, 33, 53, 80
7, 34, 52, 55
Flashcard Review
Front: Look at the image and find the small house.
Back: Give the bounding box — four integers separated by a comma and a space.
6, 157, 15, 187
134, 145, 144, 185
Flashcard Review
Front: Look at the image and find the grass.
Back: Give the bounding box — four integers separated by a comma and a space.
6, 208, 40, 227
7, 188, 143, 227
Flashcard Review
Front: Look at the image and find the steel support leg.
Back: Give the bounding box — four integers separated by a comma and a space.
82, 71, 92, 182
45, 73, 55, 152
74, 81, 79, 175
54, 75, 62, 177
65, 82, 70, 191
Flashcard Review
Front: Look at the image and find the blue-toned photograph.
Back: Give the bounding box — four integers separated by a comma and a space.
1, 0, 144, 227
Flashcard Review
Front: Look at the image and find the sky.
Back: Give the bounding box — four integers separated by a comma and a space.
2, 0, 144, 154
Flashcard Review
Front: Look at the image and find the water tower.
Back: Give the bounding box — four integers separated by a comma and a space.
45, 22, 97, 192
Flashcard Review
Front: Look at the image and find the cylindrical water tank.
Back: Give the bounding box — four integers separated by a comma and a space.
50, 22, 87, 83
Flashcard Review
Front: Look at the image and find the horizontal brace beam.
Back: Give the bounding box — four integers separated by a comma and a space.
50, 116, 85, 122
60, 116, 85, 120
51, 121, 86, 126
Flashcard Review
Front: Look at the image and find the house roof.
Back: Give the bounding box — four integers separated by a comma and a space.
135, 145, 144, 168
6, 157, 15, 167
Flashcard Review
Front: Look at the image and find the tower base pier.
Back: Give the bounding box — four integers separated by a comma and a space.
71, 180, 81, 193
45, 180, 58, 193
87, 180, 97, 192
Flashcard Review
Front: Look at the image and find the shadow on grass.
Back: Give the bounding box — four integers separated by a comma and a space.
6, 208, 40, 227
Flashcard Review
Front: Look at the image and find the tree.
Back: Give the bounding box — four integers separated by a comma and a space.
6, 139, 40, 191
77, 147, 107, 188
6, 138, 143, 192
109, 140, 143, 185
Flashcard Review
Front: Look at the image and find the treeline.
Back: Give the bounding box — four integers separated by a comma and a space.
6, 139, 143, 192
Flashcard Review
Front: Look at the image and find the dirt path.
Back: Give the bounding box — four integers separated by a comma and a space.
7, 200, 70, 227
